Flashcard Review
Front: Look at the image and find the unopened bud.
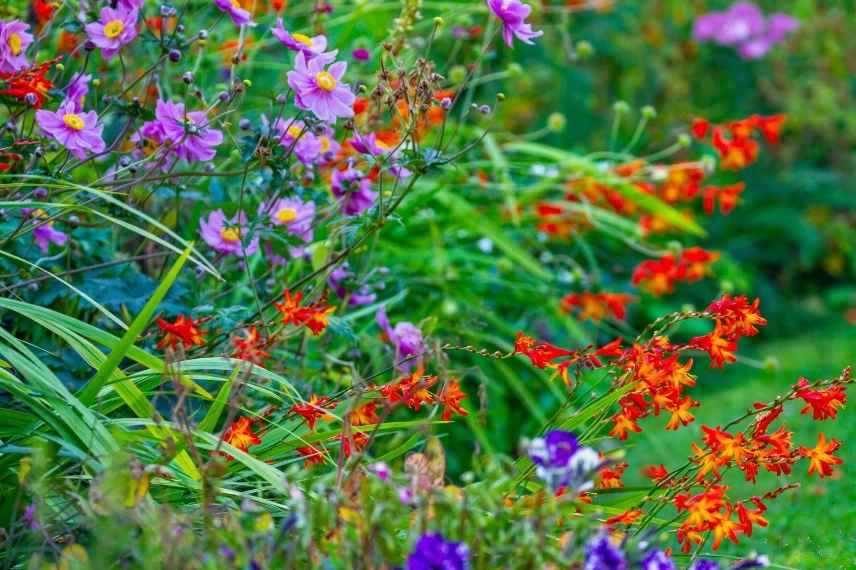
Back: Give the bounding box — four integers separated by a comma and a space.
547, 112, 566, 133
613, 100, 630, 114
642, 105, 657, 119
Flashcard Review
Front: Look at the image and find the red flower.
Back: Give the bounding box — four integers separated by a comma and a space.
793, 378, 847, 420
217, 416, 261, 460
156, 314, 207, 351
690, 324, 737, 368
799, 432, 843, 478
350, 401, 379, 426
514, 332, 575, 368
691, 117, 710, 140
0, 58, 58, 109
438, 380, 468, 421
706, 295, 767, 338
643, 463, 669, 483
605, 509, 642, 526
297, 444, 326, 468
702, 182, 745, 215
231, 325, 271, 365
560, 292, 635, 322
291, 395, 337, 430
274, 289, 335, 336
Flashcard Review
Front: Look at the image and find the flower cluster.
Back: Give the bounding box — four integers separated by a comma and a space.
692, 114, 785, 170
693, 2, 799, 60
527, 430, 601, 492
274, 289, 335, 336
560, 292, 635, 322
631, 247, 719, 296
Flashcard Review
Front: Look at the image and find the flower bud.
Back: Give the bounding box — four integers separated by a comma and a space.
612, 100, 630, 114
575, 40, 593, 58
168, 49, 181, 62
642, 105, 657, 119
547, 112, 566, 133
449, 65, 467, 84
182, 72, 194, 84
677, 133, 691, 147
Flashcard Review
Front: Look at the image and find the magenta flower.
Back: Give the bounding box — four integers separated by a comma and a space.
85, 7, 139, 60
0, 20, 34, 73
36, 99, 105, 160
331, 165, 376, 215
65, 73, 91, 112
27, 209, 68, 252
329, 263, 378, 306
213, 0, 254, 27
287, 51, 355, 123
199, 210, 259, 257
261, 197, 315, 244
267, 117, 323, 165
146, 99, 223, 163
349, 131, 390, 157
487, 0, 543, 48
377, 307, 425, 372
119, 0, 145, 10
351, 48, 370, 61
272, 19, 329, 57
315, 123, 341, 160
693, 3, 800, 60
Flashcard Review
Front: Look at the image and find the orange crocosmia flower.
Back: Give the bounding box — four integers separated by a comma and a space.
756, 114, 786, 144
665, 396, 699, 430
691, 117, 710, 140
793, 378, 847, 421
302, 303, 335, 336
605, 509, 642, 526
0, 58, 57, 109
799, 432, 843, 478
643, 463, 669, 483
736, 498, 768, 537
691, 442, 724, 480
379, 367, 437, 411
231, 325, 270, 365
340, 432, 369, 458
689, 324, 737, 368
609, 411, 642, 441
274, 289, 335, 336
706, 294, 767, 338
350, 401, 379, 426
703, 182, 745, 215
657, 166, 704, 204
275, 289, 305, 326
679, 247, 719, 282
438, 380, 468, 421
631, 254, 680, 295
218, 416, 261, 460
598, 462, 628, 489
156, 314, 207, 350
709, 509, 741, 550
297, 444, 326, 468
291, 395, 337, 430
560, 292, 635, 322
712, 126, 759, 170
513, 332, 575, 368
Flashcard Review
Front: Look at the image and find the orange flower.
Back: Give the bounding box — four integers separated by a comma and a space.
605, 509, 642, 526
291, 395, 337, 430
702, 182, 745, 215
297, 444, 326, 468
793, 378, 847, 421
231, 326, 271, 365
438, 380, 468, 421
665, 396, 698, 430
350, 401, 379, 426
514, 332, 575, 368
643, 464, 669, 483
799, 432, 843, 478
156, 314, 207, 350
609, 411, 642, 440
274, 289, 336, 336
217, 416, 261, 460
689, 324, 737, 368
598, 462, 628, 489
736, 498, 768, 537
560, 292, 635, 322
706, 295, 767, 338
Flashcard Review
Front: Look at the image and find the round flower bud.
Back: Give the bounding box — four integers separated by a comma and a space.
242, 79, 252, 88
176, 24, 185, 34
449, 65, 467, 84
642, 105, 657, 119
440, 97, 452, 110
197, 30, 208, 40
24, 93, 38, 106
276, 93, 287, 104
182, 72, 194, 84
218, 91, 230, 102
547, 112, 566, 133
160, 4, 176, 17
84, 40, 96, 52
575, 40, 593, 58
496, 92, 506, 101
33, 187, 48, 199
168, 49, 181, 62
763, 356, 780, 373
677, 133, 691, 147
239, 118, 251, 130
56, 63, 65, 72
478, 104, 491, 114
433, 16, 444, 27
612, 100, 630, 114
507, 62, 523, 76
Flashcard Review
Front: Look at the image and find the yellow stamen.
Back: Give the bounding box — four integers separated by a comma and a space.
292, 33, 313, 48
103, 20, 125, 39
287, 126, 303, 139
63, 113, 85, 131
276, 207, 298, 223
231, 0, 242, 8
220, 227, 240, 242
314, 71, 336, 92
8, 33, 22, 56
318, 136, 330, 153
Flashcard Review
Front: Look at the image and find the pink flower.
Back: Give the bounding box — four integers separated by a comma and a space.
351, 48, 370, 61
213, 0, 254, 27
65, 73, 91, 112
486, 0, 543, 48
26, 209, 68, 252
287, 51, 355, 123
85, 7, 139, 60
261, 197, 315, 245
137, 99, 223, 164
331, 165, 376, 215
199, 210, 258, 257
35, 99, 105, 160
272, 19, 329, 57
266, 117, 323, 165
0, 20, 34, 73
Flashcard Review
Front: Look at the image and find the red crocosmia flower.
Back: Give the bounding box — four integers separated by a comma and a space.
291, 395, 337, 430
703, 182, 745, 215
712, 126, 759, 170
231, 325, 271, 365
657, 166, 705, 204
752, 403, 783, 436
736, 498, 768, 537
679, 247, 720, 282
609, 410, 642, 440
274, 289, 335, 336
594, 338, 623, 359
156, 314, 207, 350
297, 444, 326, 468
560, 292, 635, 322
350, 401, 379, 426
32, 0, 56, 30
689, 324, 738, 368
643, 464, 669, 483
799, 432, 843, 478
665, 396, 699, 430
340, 432, 369, 458
438, 380, 468, 421
513, 332, 574, 368
352, 97, 369, 115
756, 114, 786, 144
793, 378, 847, 420
0, 58, 58, 109
605, 509, 643, 526
217, 416, 261, 460
632, 254, 680, 295
598, 461, 628, 489
691, 117, 710, 140
706, 294, 767, 339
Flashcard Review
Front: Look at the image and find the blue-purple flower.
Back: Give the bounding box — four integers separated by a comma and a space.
329, 263, 379, 306
26, 208, 68, 252
527, 429, 601, 491
199, 209, 258, 257
584, 533, 626, 570
486, 0, 543, 48
0, 20, 34, 73
287, 51, 355, 123
690, 561, 720, 570
65, 73, 91, 112
331, 165, 377, 215
267, 117, 324, 165
261, 197, 315, 251
85, 7, 139, 60
406, 533, 469, 570
693, 3, 799, 60
377, 307, 425, 372
641, 549, 676, 570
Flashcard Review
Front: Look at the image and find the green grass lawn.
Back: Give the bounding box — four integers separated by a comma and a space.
624, 322, 856, 569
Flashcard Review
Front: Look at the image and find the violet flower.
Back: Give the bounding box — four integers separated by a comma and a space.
35, 99, 105, 160
486, 0, 543, 48
261, 197, 315, 246
692, 3, 799, 60
641, 550, 677, 570
85, 7, 139, 60
65, 73, 91, 112
0, 20, 34, 73
272, 19, 329, 57
527, 429, 601, 491
287, 51, 355, 123
27, 209, 68, 252
351, 48, 370, 61
377, 307, 425, 372
583, 533, 626, 570
199, 209, 259, 257
331, 165, 376, 215
329, 263, 378, 306
690, 561, 720, 570
406, 533, 469, 570
267, 117, 323, 165
143, 99, 224, 163
213, 0, 255, 27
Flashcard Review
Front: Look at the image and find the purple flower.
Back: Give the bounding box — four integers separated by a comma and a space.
641, 550, 676, 570
65, 73, 91, 112
119, 0, 145, 10
35, 99, 105, 160
28, 209, 68, 252
731, 556, 769, 569
692, 3, 799, 60
272, 19, 328, 57
0, 20, 34, 73
329, 263, 378, 306
267, 117, 323, 164
765, 14, 800, 43
486, 0, 543, 48
528, 430, 579, 468
713, 3, 765, 46
199, 209, 259, 257
690, 561, 720, 570
331, 166, 376, 215
583, 533, 626, 570
85, 7, 139, 60
261, 197, 315, 245
527, 429, 601, 491
143, 99, 223, 163
287, 51, 355, 123
377, 307, 425, 371
406, 533, 469, 570
349, 131, 391, 157
213, 0, 255, 27
368, 461, 389, 481
351, 48, 370, 61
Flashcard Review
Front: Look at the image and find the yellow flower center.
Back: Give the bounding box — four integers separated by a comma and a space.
287, 126, 303, 139
8, 33, 22, 56
63, 113, 85, 131
32, 208, 48, 219
319, 136, 330, 152
231, 0, 242, 8
276, 207, 298, 223
315, 71, 336, 92
104, 20, 125, 39
220, 227, 240, 242
292, 33, 314, 47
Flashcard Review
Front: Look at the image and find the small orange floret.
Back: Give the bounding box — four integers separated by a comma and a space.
156, 314, 207, 351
